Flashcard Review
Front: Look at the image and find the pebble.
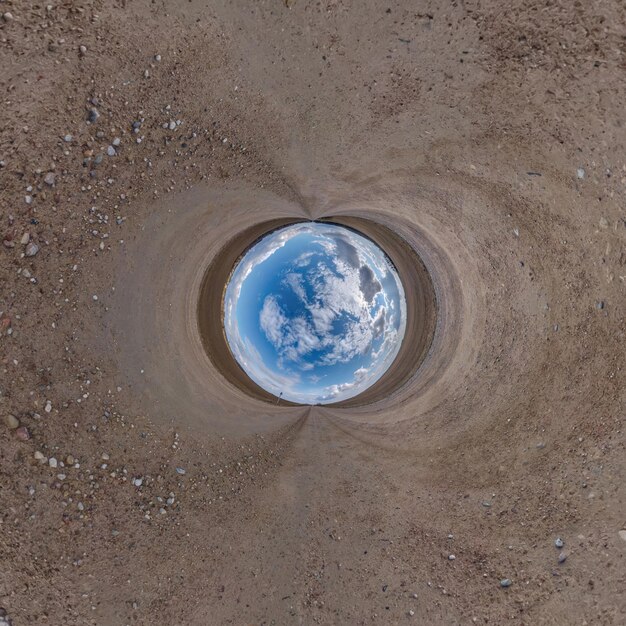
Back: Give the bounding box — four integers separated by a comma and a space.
88, 108, 100, 123
25, 242, 39, 257
21, 232, 30, 245
44, 400, 52, 413
112, 137, 121, 147
408, 609, 415, 617
155, 54, 162, 62
500, 579, 512, 588
175, 467, 186, 475
132, 477, 143, 487
4, 414, 19, 430
34, 451, 46, 462
618, 530, 626, 543
558, 552, 567, 563
168, 121, 176, 130
596, 301, 605, 310
15, 426, 30, 441
2, 12, 14, 21
79, 45, 87, 55
448, 554, 456, 561
555, 537, 564, 548
64, 134, 73, 143
49, 457, 58, 468
107, 145, 116, 157
577, 168, 585, 179
25, 195, 33, 205
44, 172, 56, 186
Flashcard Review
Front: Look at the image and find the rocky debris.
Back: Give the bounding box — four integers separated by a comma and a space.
107, 145, 116, 157
577, 168, 585, 179
34, 451, 46, 463
175, 467, 186, 475
2, 12, 14, 22
558, 552, 568, 564
63, 134, 73, 143
619, 530, 626, 543
25, 241, 39, 257
15, 426, 30, 441
4, 414, 19, 430
88, 108, 100, 123
44, 400, 52, 413
20, 233, 30, 245
132, 477, 143, 487
500, 579, 512, 588
49, 457, 58, 468
555, 537, 564, 548
447, 554, 456, 561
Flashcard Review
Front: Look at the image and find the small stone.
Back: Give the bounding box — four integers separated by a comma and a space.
618, 530, 626, 543
107, 145, 116, 157
49, 457, 58, 468
15, 426, 30, 441
596, 301, 605, 310
5, 414, 19, 429
175, 467, 186, 475
44, 400, 52, 413
132, 477, 143, 487
599, 217, 609, 229
44, 172, 56, 186
408, 609, 415, 617
79, 45, 87, 55
88, 108, 100, 123
64, 134, 73, 143
101, 452, 110, 460
112, 137, 121, 147
555, 537, 564, 548
144, 69, 150, 78
34, 451, 45, 461
3, 12, 14, 21
448, 554, 456, 561
576, 168, 585, 179
155, 54, 162, 62
25, 242, 39, 257
25, 195, 33, 205
66, 455, 75, 465
536, 442, 546, 449
558, 552, 567, 563
500, 579, 512, 588
77, 502, 84, 511
20, 232, 30, 245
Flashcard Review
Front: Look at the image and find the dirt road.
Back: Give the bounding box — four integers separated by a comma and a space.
1, 1, 624, 624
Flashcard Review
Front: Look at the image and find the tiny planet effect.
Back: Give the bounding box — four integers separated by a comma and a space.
223, 222, 407, 404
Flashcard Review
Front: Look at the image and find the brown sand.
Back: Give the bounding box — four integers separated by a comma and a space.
1, 1, 625, 624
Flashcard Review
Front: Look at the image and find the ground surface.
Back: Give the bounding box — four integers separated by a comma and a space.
1, 1, 625, 624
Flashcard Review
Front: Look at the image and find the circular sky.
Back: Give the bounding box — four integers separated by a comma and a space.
223, 222, 407, 404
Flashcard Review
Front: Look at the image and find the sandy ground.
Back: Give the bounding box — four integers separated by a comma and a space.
1, 1, 625, 624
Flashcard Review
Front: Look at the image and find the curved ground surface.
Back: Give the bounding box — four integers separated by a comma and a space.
1, 1, 625, 624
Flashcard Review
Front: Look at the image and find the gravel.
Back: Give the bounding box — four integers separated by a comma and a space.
4, 414, 19, 429
555, 537, 564, 548
25, 242, 39, 257
500, 579, 512, 588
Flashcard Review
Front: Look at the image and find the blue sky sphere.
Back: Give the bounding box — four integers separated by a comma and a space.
223, 222, 407, 404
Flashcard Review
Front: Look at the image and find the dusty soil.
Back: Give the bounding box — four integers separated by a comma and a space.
1, 1, 625, 624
